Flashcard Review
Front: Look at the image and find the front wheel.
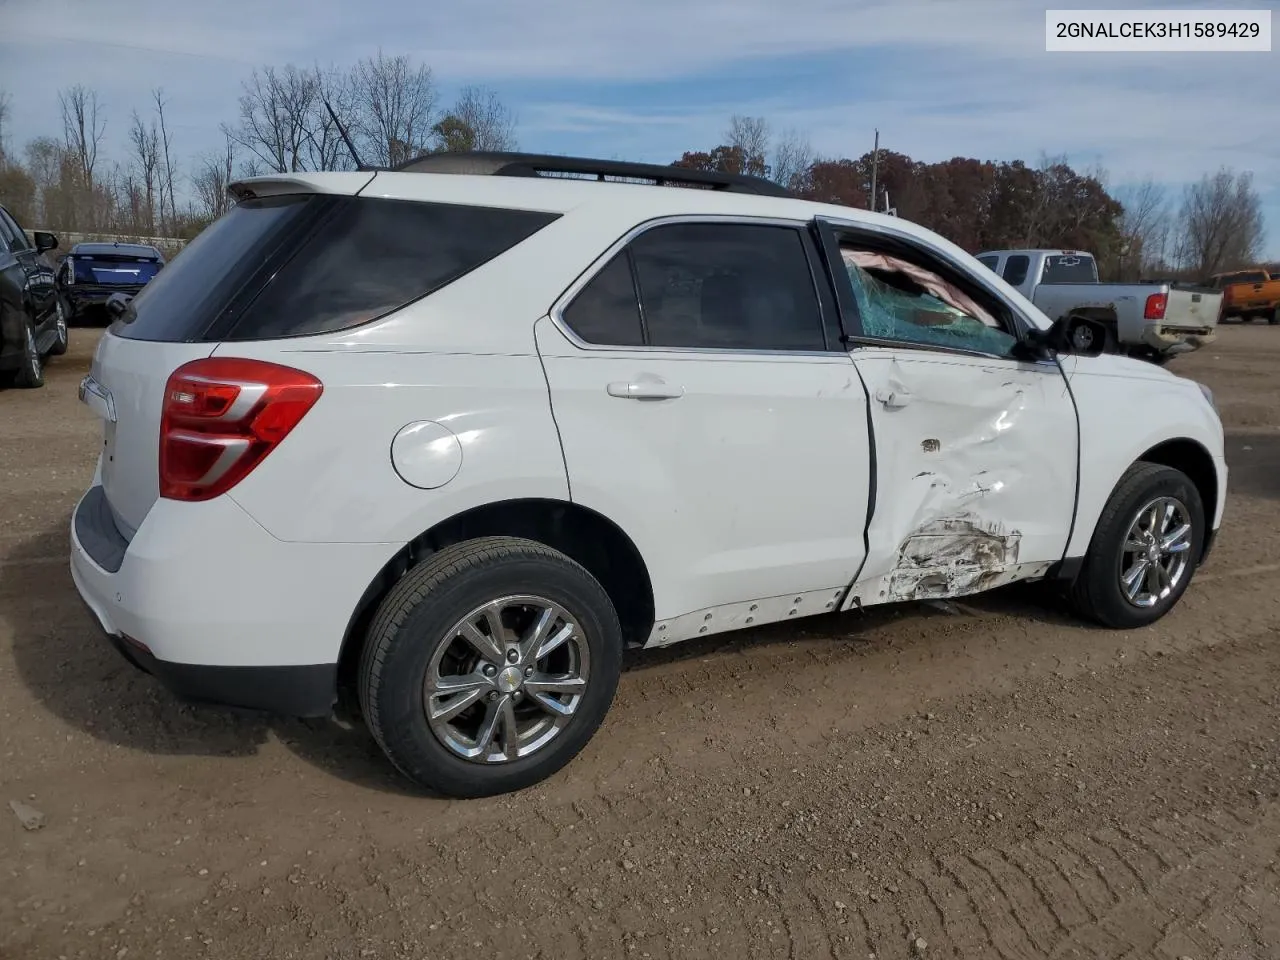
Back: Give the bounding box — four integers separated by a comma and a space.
1070, 462, 1204, 628
358, 536, 623, 797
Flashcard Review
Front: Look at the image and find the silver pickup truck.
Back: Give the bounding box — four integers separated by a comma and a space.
975, 248, 1221, 364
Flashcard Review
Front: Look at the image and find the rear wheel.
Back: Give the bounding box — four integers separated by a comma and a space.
14, 320, 44, 388
358, 536, 623, 797
1269, 307, 1279, 326
1070, 462, 1204, 628
48, 299, 69, 356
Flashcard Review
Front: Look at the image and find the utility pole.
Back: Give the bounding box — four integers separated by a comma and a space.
869, 128, 879, 212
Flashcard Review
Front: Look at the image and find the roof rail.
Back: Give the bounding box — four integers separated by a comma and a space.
390, 151, 793, 197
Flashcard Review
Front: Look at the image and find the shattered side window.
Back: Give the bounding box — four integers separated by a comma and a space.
842, 248, 1018, 357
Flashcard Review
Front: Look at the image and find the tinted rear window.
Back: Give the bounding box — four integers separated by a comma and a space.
113, 195, 559, 342
1228, 272, 1268, 284
1040, 254, 1098, 284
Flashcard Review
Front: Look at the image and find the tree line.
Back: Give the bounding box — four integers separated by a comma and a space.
0, 52, 516, 245
674, 116, 1269, 280
0, 61, 1269, 279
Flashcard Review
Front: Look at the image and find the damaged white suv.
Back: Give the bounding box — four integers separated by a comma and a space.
70, 152, 1227, 797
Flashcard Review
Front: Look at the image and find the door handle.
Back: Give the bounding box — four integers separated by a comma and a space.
874, 387, 911, 409
606, 380, 684, 401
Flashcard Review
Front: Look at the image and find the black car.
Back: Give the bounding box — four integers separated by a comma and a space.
59, 241, 165, 323
0, 204, 66, 389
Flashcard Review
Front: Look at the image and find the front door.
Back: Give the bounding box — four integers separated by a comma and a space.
537, 218, 872, 642
818, 223, 1078, 607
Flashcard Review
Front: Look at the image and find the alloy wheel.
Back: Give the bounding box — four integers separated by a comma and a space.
1118, 496, 1193, 608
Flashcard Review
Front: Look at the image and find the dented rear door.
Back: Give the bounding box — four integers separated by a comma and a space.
847, 345, 1077, 606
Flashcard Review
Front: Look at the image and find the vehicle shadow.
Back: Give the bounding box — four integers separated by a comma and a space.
1224, 430, 1280, 501
4, 525, 437, 798
5, 522, 1090, 797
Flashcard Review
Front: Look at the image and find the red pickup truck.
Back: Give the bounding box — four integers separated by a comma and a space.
1210, 268, 1280, 324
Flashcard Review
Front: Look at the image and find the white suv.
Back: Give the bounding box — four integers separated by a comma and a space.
70, 152, 1227, 797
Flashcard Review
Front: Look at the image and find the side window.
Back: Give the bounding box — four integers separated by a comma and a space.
1002, 254, 1030, 286
560, 251, 644, 346
840, 246, 1019, 357
976, 255, 999, 272
630, 223, 827, 351
0, 210, 22, 251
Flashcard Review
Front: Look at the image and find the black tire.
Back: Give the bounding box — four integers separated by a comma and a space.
13, 319, 45, 388
1269, 307, 1279, 326
48, 299, 69, 356
1070, 462, 1205, 629
358, 536, 623, 797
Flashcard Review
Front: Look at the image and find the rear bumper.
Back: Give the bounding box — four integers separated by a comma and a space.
65, 284, 146, 309
69, 482, 397, 717
1139, 325, 1217, 354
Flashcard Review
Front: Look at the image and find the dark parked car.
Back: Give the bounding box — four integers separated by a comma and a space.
59, 241, 165, 323
0, 203, 67, 389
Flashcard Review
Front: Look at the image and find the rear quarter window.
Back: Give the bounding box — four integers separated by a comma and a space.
113, 195, 560, 342
225, 198, 559, 340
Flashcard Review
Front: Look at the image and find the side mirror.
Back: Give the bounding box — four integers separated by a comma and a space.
104, 292, 133, 320
1024, 314, 1108, 358
33, 231, 59, 253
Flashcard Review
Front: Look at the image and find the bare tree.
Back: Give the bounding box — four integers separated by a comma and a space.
192, 132, 237, 221
771, 128, 813, 191
445, 85, 516, 152
725, 115, 770, 177
228, 65, 319, 173
351, 51, 437, 166
58, 84, 106, 192
1179, 168, 1265, 276
128, 110, 160, 233
153, 89, 178, 235
1115, 178, 1171, 279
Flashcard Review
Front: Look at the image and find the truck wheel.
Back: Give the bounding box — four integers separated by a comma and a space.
1070, 462, 1204, 629
358, 536, 623, 797
1269, 307, 1279, 326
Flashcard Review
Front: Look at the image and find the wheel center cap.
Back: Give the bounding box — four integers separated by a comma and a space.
496, 666, 523, 694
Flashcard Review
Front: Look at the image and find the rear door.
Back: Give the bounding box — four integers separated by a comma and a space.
537, 218, 871, 639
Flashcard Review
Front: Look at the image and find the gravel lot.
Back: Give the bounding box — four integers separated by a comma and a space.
3, 326, 1279, 960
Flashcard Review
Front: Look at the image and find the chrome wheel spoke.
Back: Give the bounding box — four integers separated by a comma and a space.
459, 620, 504, 665
499, 698, 520, 760
1144, 559, 1162, 597
427, 683, 489, 723
531, 692, 576, 717
1154, 562, 1172, 593
520, 605, 558, 665
534, 622, 575, 663
524, 673, 586, 696
1121, 560, 1148, 599
1124, 537, 1147, 553
473, 697, 506, 755
1161, 501, 1176, 533
1162, 523, 1192, 553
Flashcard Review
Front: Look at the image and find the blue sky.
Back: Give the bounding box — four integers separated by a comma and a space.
1, 0, 1277, 257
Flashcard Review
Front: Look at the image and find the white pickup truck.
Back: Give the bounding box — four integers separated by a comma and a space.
976, 248, 1221, 364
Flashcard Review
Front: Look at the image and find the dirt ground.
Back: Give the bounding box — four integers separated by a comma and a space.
3, 325, 1279, 960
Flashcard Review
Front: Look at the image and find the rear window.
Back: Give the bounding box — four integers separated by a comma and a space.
1040, 254, 1098, 284
113, 195, 559, 342
1228, 271, 1268, 284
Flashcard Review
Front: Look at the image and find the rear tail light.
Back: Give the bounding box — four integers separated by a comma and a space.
1143, 293, 1168, 320
159, 357, 323, 501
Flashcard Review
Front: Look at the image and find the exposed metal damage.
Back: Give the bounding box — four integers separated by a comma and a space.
887, 514, 1021, 601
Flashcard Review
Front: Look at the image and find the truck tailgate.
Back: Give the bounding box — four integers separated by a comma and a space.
1164, 288, 1221, 330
